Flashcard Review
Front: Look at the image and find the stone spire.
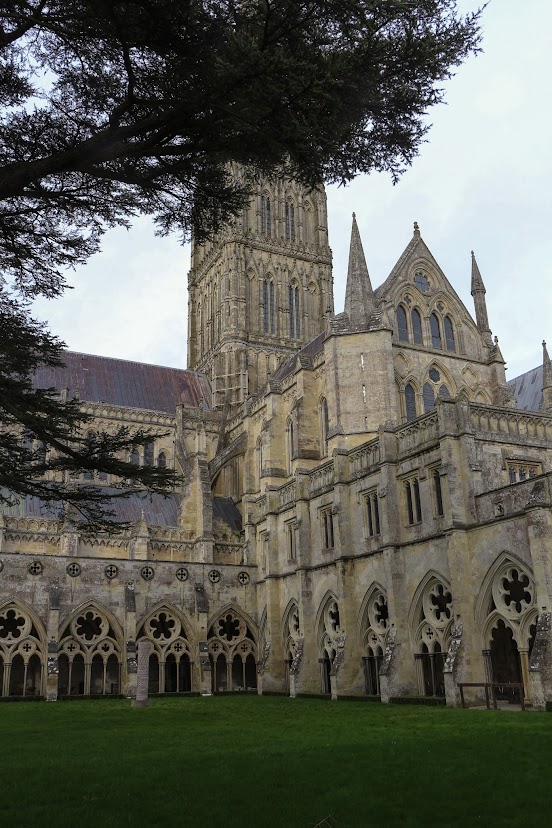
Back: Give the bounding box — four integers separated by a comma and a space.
344, 213, 374, 329
470, 250, 493, 346
543, 340, 552, 412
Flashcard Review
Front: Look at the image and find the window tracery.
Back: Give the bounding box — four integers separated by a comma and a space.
261, 194, 271, 236
58, 606, 121, 696
207, 610, 257, 692
0, 604, 44, 697
361, 589, 389, 695
137, 607, 192, 694
413, 577, 453, 696
396, 305, 408, 342
405, 383, 417, 422
412, 308, 423, 344
319, 598, 341, 693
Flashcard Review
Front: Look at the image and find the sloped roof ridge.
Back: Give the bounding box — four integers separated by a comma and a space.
63, 349, 192, 374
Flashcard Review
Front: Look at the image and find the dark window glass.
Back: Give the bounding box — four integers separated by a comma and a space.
428, 367, 440, 382
263, 280, 269, 333
412, 309, 423, 344
269, 281, 275, 332
321, 398, 329, 456
413, 479, 422, 522
405, 384, 417, 421
444, 316, 456, 352
423, 382, 435, 413
157, 452, 166, 469
414, 272, 430, 292
439, 385, 451, 399
405, 482, 414, 525
261, 195, 271, 235
295, 287, 300, 338
130, 448, 139, 465
430, 313, 442, 349
285, 202, 295, 241
289, 284, 294, 337
396, 306, 408, 342
433, 469, 444, 516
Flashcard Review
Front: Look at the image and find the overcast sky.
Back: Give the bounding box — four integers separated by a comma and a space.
33, 0, 551, 382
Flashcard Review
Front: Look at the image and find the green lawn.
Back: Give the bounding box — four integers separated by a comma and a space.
1, 696, 550, 828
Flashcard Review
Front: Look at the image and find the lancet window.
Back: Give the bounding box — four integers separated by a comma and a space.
137, 607, 192, 694
405, 383, 417, 422
261, 194, 271, 236
0, 603, 44, 698
319, 598, 341, 694
289, 284, 301, 338
412, 308, 423, 344
208, 610, 257, 692
413, 577, 453, 696
262, 278, 275, 334
283, 603, 301, 690
396, 305, 409, 342
285, 202, 295, 241
361, 589, 389, 695
58, 606, 122, 696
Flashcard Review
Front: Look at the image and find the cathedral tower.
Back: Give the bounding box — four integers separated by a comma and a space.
187, 173, 334, 409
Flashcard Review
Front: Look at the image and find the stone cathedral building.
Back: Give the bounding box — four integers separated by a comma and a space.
1, 175, 552, 709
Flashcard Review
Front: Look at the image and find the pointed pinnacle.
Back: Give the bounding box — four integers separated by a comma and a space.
471, 250, 486, 294
413, 221, 420, 239
344, 214, 374, 328
544, 340, 552, 388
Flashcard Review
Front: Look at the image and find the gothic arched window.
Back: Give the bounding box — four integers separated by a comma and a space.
285, 202, 295, 241
444, 316, 456, 352
412, 308, 423, 344
287, 418, 295, 474
423, 382, 435, 413
262, 279, 275, 334
396, 305, 409, 342
430, 313, 442, 349
405, 383, 417, 422
157, 451, 166, 469
261, 194, 271, 236
289, 284, 300, 338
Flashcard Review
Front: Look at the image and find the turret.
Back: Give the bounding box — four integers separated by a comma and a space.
343, 213, 375, 330
470, 251, 493, 347
543, 340, 552, 412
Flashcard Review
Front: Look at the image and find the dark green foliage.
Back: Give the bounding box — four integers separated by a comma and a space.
0, 293, 179, 531
1, 696, 550, 828
0, 1, 483, 296
0, 2, 483, 525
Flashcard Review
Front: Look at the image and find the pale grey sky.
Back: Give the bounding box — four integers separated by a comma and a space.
34, 0, 551, 381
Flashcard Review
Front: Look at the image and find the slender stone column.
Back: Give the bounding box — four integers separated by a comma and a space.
132, 640, 153, 707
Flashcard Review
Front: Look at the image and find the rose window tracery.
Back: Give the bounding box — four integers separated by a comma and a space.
218, 613, 244, 642
207, 610, 258, 692
148, 611, 177, 642
493, 567, 533, 618
423, 582, 452, 628
0, 608, 30, 642
72, 611, 105, 643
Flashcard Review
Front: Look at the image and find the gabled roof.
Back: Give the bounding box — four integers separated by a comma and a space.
32, 351, 211, 413
507, 365, 543, 412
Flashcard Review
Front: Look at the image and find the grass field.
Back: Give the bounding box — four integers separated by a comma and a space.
1, 695, 550, 828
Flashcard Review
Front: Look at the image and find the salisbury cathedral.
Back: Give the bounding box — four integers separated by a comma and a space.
1, 175, 551, 709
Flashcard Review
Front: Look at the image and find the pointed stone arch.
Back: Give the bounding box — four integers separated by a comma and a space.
315, 591, 341, 694
57, 601, 123, 697
476, 552, 537, 700
0, 598, 47, 697
409, 571, 453, 697
207, 603, 258, 692
358, 584, 389, 695
136, 602, 194, 695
